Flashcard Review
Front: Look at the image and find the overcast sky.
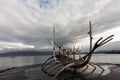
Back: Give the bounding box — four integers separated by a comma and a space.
0, 0, 120, 51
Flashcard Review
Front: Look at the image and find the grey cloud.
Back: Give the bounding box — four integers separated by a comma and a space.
0, 0, 120, 51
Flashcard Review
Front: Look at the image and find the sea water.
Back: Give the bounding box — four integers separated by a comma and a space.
0, 54, 119, 70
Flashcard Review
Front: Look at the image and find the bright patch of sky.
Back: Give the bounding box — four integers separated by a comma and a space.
38, 0, 59, 9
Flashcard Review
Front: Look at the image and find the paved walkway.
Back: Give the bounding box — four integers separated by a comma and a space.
0, 64, 119, 80
0, 64, 56, 80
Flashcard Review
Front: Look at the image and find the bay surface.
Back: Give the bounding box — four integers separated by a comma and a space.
0, 54, 119, 70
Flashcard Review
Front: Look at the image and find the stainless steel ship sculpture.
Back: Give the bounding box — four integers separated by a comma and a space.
41, 21, 114, 80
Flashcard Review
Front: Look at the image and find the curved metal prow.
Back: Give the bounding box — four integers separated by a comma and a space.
82, 34, 114, 63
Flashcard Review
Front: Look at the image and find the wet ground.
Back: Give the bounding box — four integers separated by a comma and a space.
0, 64, 119, 80
0, 64, 56, 80
90, 65, 120, 80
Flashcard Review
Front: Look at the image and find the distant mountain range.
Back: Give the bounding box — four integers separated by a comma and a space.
0, 50, 53, 57
0, 41, 120, 57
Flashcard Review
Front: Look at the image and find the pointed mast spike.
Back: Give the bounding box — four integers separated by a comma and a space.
89, 20, 92, 52
53, 25, 57, 62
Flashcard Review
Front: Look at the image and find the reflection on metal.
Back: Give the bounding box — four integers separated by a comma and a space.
41, 21, 114, 80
